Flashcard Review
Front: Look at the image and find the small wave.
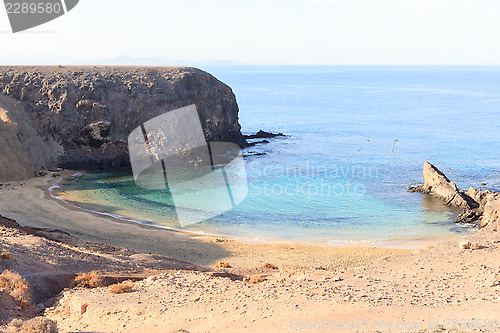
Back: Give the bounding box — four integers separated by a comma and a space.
46, 182, 216, 237
326, 239, 376, 244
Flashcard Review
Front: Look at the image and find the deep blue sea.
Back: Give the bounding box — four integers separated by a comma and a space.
54, 66, 500, 244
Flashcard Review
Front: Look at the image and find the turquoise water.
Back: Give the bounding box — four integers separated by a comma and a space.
55, 66, 500, 243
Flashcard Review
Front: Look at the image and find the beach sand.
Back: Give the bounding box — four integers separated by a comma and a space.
0, 173, 414, 269
1, 173, 500, 332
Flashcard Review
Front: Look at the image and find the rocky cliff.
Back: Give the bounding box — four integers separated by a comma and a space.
0, 101, 39, 181
0, 66, 246, 181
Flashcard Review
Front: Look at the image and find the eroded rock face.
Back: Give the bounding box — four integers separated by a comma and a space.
0, 66, 246, 177
75, 120, 111, 148
409, 162, 499, 227
0, 115, 38, 181
483, 199, 500, 227
467, 188, 500, 227
466, 187, 500, 207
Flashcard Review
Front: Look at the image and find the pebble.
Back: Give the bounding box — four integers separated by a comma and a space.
459, 241, 471, 249
490, 277, 500, 287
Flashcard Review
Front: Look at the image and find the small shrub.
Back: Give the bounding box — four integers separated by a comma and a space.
215, 261, 231, 268
0, 252, 13, 260
73, 271, 102, 288
0, 270, 31, 307
260, 263, 278, 270
108, 281, 135, 294
8, 317, 58, 333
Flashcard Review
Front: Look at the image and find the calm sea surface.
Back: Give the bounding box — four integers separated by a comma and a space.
53, 66, 500, 243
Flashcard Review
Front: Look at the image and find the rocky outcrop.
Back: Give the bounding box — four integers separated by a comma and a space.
408, 162, 479, 210
466, 187, 500, 227
74, 120, 112, 148
243, 130, 285, 148
409, 162, 500, 227
0, 66, 246, 181
244, 130, 285, 140
484, 199, 500, 227
455, 208, 483, 225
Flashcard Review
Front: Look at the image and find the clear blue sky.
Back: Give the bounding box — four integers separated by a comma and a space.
2, 0, 500, 65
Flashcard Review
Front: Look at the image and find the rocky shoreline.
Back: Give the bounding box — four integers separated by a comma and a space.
409, 162, 500, 227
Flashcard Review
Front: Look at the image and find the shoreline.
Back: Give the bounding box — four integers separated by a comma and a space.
2, 174, 500, 332
2, 172, 500, 332
0, 172, 416, 269
43, 170, 467, 250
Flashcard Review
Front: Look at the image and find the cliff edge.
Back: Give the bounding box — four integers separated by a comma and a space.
0, 66, 246, 181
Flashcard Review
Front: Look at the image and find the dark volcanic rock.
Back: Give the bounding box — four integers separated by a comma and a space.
0, 66, 246, 177
74, 120, 111, 148
244, 130, 285, 140
455, 208, 483, 224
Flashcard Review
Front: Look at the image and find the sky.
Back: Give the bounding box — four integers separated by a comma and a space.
1, 0, 500, 65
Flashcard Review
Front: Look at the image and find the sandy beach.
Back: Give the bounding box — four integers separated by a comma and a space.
1, 172, 499, 332
1, 172, 414, 269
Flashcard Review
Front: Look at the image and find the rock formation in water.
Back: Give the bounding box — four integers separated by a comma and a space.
408, 162, 479, 209
0, 66, 246, 181
244, 130, 285, 140
409, 162, 500, 227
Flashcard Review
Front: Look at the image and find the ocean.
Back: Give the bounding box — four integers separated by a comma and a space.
52, 66, 500, 244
